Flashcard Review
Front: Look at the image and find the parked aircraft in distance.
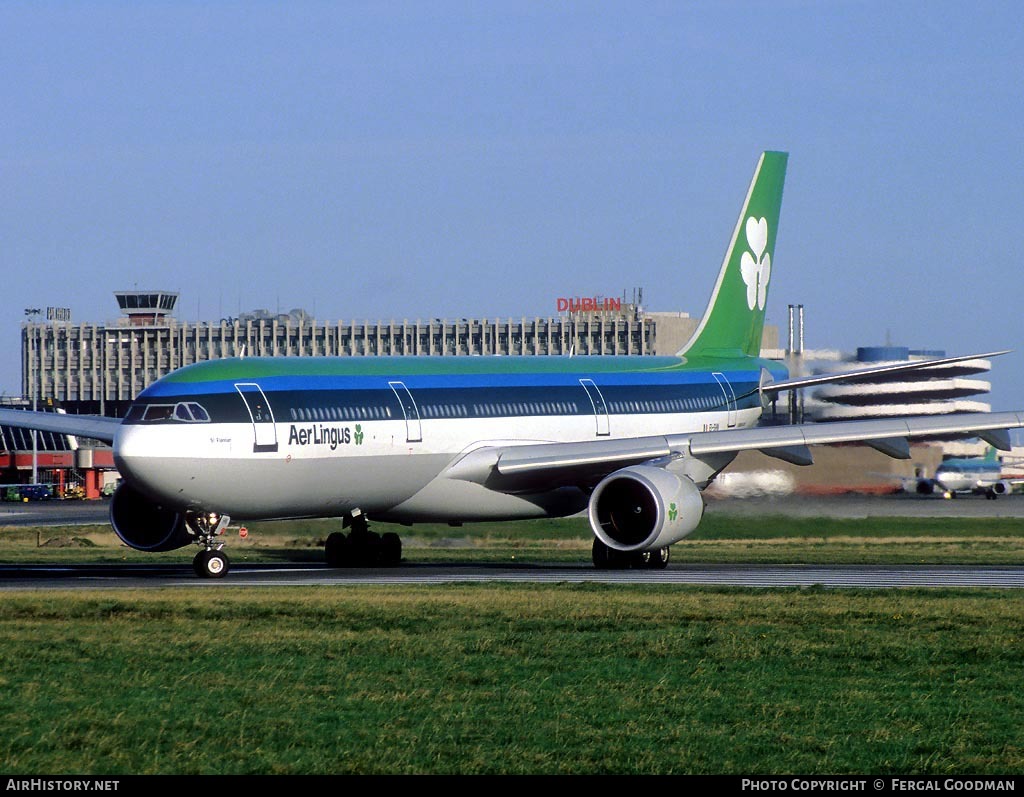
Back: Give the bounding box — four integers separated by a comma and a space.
906, 448, 1023, 499
2, 151, 1022, 577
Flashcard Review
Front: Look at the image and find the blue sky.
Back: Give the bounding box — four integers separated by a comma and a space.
2, 1, 1022, 410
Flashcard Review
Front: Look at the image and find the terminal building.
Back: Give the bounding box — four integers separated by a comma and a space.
810, 346, 995, 421
20, 290, 773, 418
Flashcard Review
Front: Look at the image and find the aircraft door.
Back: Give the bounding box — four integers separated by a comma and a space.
234, 383, 279, 452
388, 381, 422, 443
579, 379, 611, 437
712, 372, 738, 428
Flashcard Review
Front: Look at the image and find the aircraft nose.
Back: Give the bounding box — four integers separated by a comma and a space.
113, 424, 168, 492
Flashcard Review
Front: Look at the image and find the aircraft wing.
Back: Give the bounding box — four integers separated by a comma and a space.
447, 411, 1024, 490
0, 408, 121, 444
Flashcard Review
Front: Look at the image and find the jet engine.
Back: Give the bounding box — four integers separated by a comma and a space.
109, 482, 192, 552
588, 465, 704, 552
991, 481, 1012, 496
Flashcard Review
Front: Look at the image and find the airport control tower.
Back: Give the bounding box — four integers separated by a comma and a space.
114, 290, 179, 325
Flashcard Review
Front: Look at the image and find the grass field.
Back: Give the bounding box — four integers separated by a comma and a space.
2, 586, 1024, 774
2, 512, 1024, 774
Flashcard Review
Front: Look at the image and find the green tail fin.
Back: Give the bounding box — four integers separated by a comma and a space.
678, 151, 788, 359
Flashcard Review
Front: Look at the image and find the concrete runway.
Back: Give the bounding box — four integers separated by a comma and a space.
2, 492, 1023, 590
3, 561, 1024, 591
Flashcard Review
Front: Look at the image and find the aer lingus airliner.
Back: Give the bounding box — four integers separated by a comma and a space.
904, 447, 1024, 499
3, 151, 1022, 577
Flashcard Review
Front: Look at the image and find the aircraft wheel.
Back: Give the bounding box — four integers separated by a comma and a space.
351, 531, 382, 566
325, 532, 348, 568
380, 532, 402, 566
194, 549, 229, 579
592, 539, 630, 570
645, 546, 671, 570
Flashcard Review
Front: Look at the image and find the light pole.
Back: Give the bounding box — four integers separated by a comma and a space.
23, 308, 41, 485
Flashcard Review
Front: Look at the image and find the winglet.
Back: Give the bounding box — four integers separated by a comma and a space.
678, 151, 788, 359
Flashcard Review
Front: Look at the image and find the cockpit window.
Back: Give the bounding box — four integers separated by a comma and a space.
137, 402, 211, 423
187, 403, 210, 422
143, 404, 175, 422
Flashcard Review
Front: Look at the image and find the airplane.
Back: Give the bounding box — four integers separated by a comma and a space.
2, 150, 1023, 578
905, 448, 1023, 499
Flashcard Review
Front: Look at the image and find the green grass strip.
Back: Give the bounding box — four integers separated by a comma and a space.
1, 585, 1024, 774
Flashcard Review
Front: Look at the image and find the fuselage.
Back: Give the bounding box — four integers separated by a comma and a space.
933, 458, 1003, 493
113, 354, 787, 521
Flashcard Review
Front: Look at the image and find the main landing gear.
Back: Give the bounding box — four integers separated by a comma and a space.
325, 511, 402, 568
592, 538, 670, 570
187, 511, 232, 578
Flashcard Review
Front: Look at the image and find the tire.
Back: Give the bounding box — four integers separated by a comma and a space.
644, 546, 671, 570
325, 532, 348, 567
592, 539, 631, 570
193, 549, 229, 579
351, 531, 381, 566
380, 532, 402, 566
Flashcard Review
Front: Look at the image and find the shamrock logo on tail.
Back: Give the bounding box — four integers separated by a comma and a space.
740, 216, 771, 311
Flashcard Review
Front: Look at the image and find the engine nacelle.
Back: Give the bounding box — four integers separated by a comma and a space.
110, 483, 192, 552
916, 479, 935, 495
588, 465, 704, 552
992, 480, 1012, 496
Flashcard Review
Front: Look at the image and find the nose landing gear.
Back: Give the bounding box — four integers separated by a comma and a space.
186, 511, 232, 578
